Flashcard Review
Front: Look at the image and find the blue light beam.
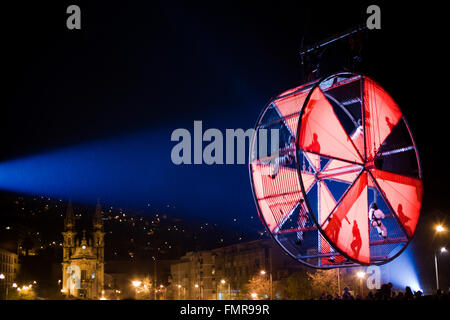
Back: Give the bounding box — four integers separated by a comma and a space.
379, 244, 422, 292
0, 127, 254, 222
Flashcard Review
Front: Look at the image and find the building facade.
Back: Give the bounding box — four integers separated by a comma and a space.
169, 239, 413, 300
0, 248, 19, 299
61, 202, 105, 299
170, 239, 305, 300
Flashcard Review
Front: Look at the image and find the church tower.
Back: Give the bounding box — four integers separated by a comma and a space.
62, 201, 76, 294
92, 200, 105, 296
61, 201, 105, 299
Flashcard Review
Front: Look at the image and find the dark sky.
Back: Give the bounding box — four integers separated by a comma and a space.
2, 1, 448, 224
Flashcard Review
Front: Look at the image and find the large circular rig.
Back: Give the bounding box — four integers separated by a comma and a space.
250, 72, 423, 268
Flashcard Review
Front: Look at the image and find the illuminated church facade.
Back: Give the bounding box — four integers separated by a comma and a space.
61, 201, 105, 299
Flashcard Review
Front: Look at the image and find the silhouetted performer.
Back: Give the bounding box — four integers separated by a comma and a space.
325, 214, 341, 243
396, 204, 412, 236
369, 202, 387, 239
350, 220, 362, 258
269, 135, 296, 179
306, 133, 320, 153
296, 199, 309, 245
350, 119, 364, 152
385, 116, 395, 131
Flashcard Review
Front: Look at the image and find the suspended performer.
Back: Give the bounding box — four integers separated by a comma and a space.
296, 199, 309, 245
350, 119, 364, 152
369, 202, 387, 239
269, 135, 296, 179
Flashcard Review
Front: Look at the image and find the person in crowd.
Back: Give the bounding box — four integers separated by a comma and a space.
342, 287, 354, 300
414, 290, 423, 300
405, 286, 414, 300
379, 282, 392, 300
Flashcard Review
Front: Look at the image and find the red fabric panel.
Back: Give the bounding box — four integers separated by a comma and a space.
318, 182, 337, 265
275, 91, 309, 118
274, 92, 308, 134
364, 77, 402, 160
300, 171, 316, 193
320, 235, 332, 265
276, 81, 316, 98
284, 114, 300, 137
371, 169, 423, 238
265, 194, 301, 233
319, 181, 336, 225
298, 87, 363, 164
251, 163, 315, 232
305, 152, 321, 172
323, 172, 370, 263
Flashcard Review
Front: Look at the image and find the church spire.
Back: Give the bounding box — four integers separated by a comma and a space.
64, 200, 75, 230
93, 199, 103, 230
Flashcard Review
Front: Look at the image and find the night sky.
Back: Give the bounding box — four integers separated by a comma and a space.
2, 1, 449, 281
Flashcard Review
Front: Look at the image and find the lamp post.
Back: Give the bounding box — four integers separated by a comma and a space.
434, 224, 447, 291
217, 279, 230, 300
260, 270, 273, 300
434, 247, 447, 290
0, 273, 7, 300
177, 284, 182, 300
132, 280, 142, 299
159, 285, 166, 300
194, 283, 199, 300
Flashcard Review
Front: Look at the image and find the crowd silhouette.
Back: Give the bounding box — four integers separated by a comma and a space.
316, 283, 450, 301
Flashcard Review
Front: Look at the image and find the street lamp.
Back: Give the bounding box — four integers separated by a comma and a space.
132, 280, 142, 287
434, 223, 447, 291
194, 283, 199, 300
177, 284, 181, 299
356, 271, 366, 297
251, 292, 258, 300
260, 270, 273, 300
132, 280, 142, 299
434, 246, 447, 290
159, 285, 166, 300
217, 279, 231, 300
0, 273, 7, 300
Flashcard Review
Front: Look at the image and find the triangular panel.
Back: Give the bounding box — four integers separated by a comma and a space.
370, 169, 423, 238
364, 77, 402, 160
298, 87, 363, 164
322, 172, 370, 263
